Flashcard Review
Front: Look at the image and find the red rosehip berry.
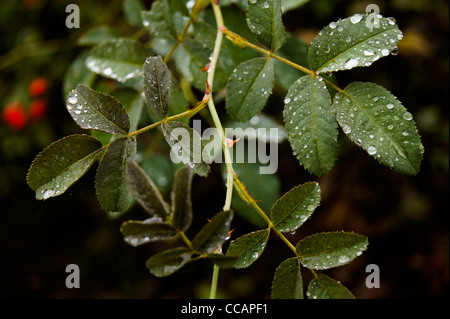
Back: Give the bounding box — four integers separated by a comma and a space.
29, 99, 48, 121
28, 78, 48, 97
2, 102, 27, 131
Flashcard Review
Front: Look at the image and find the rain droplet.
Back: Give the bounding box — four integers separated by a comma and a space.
381, 48, 390, 56
68, 96, 78, 104
350, 14, 363, 24
388, 124, 394, 130
284, 97, 291, 104
42, 189, 55, 199
263, 1, 269, 9
402, 131, 409, 136
345, 58, 358, 69
329, 22, 337, 29
386, 103, 395, 109
342, 124, 352, 134
402, 112, 413, 121
363, 49, 375, 56
338, 255, 350, 263
368, 146, 377, 155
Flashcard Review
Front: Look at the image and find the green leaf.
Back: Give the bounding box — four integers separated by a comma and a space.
284, 75, 338, 176
143, 56, 171, 118
146, 247, 193, 277
173, 38, 212, 91
226, 229, 270, 269
123, 0, 144, 27
191, 210, 234, 253
307, 274, 355, 299
296, 231, 368, 270
206, 254, 239, 269
226, 57, 274, 122
271, 182, 320, 233
67, 84, 130, 135
141, 0, 176, 41
120, 220, 176, 247
228, 161, 281, 227
63, 51, 95, 98
85, 38, 149, 83
126, 159, 170, 218
27, 135, 103, 200
77, 25, 120, 46
308, 14, 402, 73
246, 0, 286, 52
170, 165, 194, 231
95, 137, 136, 212
282, 0, 310, 13
161, 121, 211, 177
272, 257, 303, 299
334, 82, 424, 175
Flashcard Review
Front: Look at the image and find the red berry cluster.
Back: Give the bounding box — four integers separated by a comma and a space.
2, 78, 49, 131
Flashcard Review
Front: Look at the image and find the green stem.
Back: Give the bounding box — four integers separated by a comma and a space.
164, 17, 194, 63
209, 264, 220, 299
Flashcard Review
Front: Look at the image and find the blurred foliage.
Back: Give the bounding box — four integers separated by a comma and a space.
0, 0, 448, 298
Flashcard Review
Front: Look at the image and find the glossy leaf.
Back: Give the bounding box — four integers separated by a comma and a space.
307, 274, 355, 299
27, 135, 103, 200
226, 57, 274, 122
334, 82, 424, 175
170, 165, 194, 231
126, 159, 170, 218
63, 51, 95, 100
272, 257, 303, 299
95, 137, 136, 212
146, 247, 193, 277
143, 56, 171, 118
284, 75, 338, 176
121, 219, 176, 247
161, 121, 211, 177
77, 25, 120, 46
110, 89, 144, 132
67, 84, 130, 135
191, 210, 234, 254
85, 38, 149, 83
246, 0, 286, 52
271, 182, 320, 233
226, 229, 270, 269
309, 14, 402, 73
296, 231, 368, 270
206, 254, 239, 269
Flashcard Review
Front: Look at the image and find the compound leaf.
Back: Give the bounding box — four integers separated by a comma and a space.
170, 165, 194, 231
296, 231, 368, 270
120, 220, 176, 247
143, 56, 171, 118
334, 82, 424, 175
191, 210, 234, 254
126, 159, 170, 218
272, 257, 303, 299
95, 137, 136, 212
226, 229, 270, 269
226, 57, 274, 122
309, 13, 402, 73
146, 247, 193, 277
85, 38, 149, 83
284, 75, 338, 176
67, 84, 130, 135
307, 274, 355, 299
161, 121, 211, 177
246, 0, 286, 52
27, 135, 103, 200
271, 182, 320, 233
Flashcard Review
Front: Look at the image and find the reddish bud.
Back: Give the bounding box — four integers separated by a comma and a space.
201, 63, 210, 72
29, 99, 48, 121
28, 78, 48, 96
2, 102, 27, 131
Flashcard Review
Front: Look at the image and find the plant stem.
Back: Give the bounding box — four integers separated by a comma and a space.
164, 17, 194, 64
209, 264, 220, 299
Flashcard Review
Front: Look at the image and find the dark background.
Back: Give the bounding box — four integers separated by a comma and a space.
0, 0, 448, 298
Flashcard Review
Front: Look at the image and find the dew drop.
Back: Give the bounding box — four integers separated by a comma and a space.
402, 131, 409, 136
284, 97, 291, 104
263, 1, 269, 9
42, 189, 55, 199
329, 22, 337, 29
381, 48, 390, 56
402, 112, 413, 121
338, 255, 350, 263
342, 124, 352, 134
388, 124, 394, 130
386, 103, 395, 109
363, 49, 375, 56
